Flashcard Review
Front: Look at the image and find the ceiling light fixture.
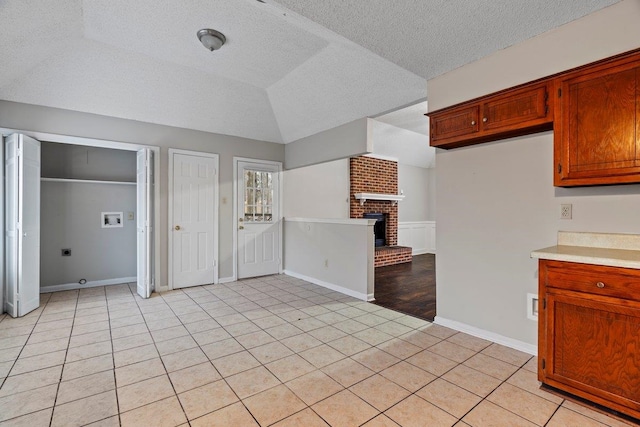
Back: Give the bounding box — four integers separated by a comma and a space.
197, 29, 226, 51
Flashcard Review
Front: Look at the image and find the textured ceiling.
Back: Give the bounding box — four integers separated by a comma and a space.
0, 0, 621, 144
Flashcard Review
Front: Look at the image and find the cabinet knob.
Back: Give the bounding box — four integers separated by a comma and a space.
471, 120, 476, 125
596, 281, 605, 288
482, 117, 488, 122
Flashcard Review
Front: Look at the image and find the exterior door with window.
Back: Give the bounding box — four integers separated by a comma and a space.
236, 161, 280, 279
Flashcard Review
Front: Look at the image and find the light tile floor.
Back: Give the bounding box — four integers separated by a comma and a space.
0, 275, 636, 426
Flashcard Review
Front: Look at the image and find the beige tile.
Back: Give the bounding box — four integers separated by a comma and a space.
244, 384, 308, 426
200, 338, 244, 360
286, 370, 344, 405
118, 375, 176, 412
429, 340, 478, 363
184, 319, 220, 334
62, 354, 114, 381
327, 335, 371, 356
51, 390, 118, 427
393, 315, 430, 329
322, 357, 375, 387
447, 333, 492, 352
481, 343, 532, 366
192, 327, 232, 346
85, 415, 120, 426
0, 408, 52, 427
112, 332, 154, 352
65, 340, 112, 363
308, 325, 348, 342
169, 362, 221, 394
442, 365, 502, 397
0, 365, 62, 397
120, 396, 187, 427
267, 354, 316, 382
11, 350, 66, 375
416, 378, 482, 418
273, 408, 330, 427
333, 319, 370, 334
353, 328, 394, 346
27, 328, 71, 345
398, 330, 442, 348
561, 400, 634, 427
226, 365, 280, 399
299, 344, 345, 368
33, 318, 73, 333
546, 407, 610, 427
249, 341, 294, 364
407, 349, 459, 376
350, 374, 411, 411
191, 402, 259, 427
110, 323, 149, 340
374, 321, 413, 337
116, 357, 166, 387
487, 383, 559, 425
387, 394, 458, 427
523, 356, 538, 373
464, 353, 520, 380
462, 401, 537, 427
362, 414, 401, 427
506, 369, 564, 404
162, 347, 209, 372
354, 313, 388, 327
224, 321, 262, 337
57, 370, 115, 405
352, 347, 400, 372
235, 330, 277, 349
20, 337, 69, 358
71, 321, 109, 336
280, 333, 323, 352
0, 384, 57, 422
211, 350, 261, 377
155, 335, 198, 356
0, 325, 34, 339
68, 330, 111, 348
178, 380, 239, 420
150, 325, 189, 343
0, 346, 21, 363
312, 389, 379, 427
110, 314, 144, 329
380, 360, 436, 392
420, 324, 457, 339
114, 343, 158, 367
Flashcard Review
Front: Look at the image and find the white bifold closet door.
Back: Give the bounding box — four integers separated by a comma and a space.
136, 148, 154, 298
4, 133, 41, 317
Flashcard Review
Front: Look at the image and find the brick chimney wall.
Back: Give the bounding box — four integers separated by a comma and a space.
349, 156, 398, 246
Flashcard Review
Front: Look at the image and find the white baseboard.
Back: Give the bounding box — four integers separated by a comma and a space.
41, 276, 137, 293
434, 316, 537, 356
283, 270, 369, 302
218, 276, 236, 284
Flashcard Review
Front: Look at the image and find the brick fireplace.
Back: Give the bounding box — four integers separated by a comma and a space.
350, 156, 412, 267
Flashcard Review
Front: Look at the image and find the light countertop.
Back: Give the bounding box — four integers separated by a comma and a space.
531, 231, 640, 269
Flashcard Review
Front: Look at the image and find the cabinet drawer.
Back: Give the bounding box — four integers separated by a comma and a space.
430, 105, 479, 145
543, 261, 640, 301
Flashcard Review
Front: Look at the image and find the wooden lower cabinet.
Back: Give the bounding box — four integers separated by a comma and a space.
538, 260, 640, 419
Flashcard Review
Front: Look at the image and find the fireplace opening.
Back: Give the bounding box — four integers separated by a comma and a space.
363, 213, 386, 247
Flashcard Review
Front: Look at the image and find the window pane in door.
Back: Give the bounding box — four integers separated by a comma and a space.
244, 169, 274, 223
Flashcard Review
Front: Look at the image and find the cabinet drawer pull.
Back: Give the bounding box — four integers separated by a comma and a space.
471, 120, 476, 125
482, 117, 488, 122
596, 281, 605, 288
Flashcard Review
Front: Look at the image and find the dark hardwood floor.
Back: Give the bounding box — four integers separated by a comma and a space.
373, 253, 436, 321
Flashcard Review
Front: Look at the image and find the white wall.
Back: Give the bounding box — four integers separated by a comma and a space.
398, 163, 430, 222
428, 0, 640, 348
0, 100, 284, 287
283, 159, 350, 219
41, 142, 136, 181
284, 218, 374, 301
40, 181, 136, 288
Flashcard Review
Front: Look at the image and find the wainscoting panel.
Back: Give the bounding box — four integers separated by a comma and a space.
398, 221, 436, 255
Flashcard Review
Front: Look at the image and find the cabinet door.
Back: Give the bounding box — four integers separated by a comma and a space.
429, 105, 479, 147
481, 83, 550, 132
555, 62, 640, 186
542, 289, 640, 417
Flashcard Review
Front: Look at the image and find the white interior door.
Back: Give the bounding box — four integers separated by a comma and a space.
171, 152, 217, 288
136, 149, 154, 298
236, 160, 281, 279
5, 133, 40, 317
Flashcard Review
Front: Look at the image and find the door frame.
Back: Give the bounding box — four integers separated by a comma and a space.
232, 157, 283, 282
0, 127, 161, 295
168, 148, 219, 290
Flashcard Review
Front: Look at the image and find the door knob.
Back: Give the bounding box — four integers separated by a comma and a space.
239, 226, 244, 230
175, 225, 181, 231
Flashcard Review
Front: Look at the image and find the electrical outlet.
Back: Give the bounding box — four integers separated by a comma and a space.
560, 204, 572, 219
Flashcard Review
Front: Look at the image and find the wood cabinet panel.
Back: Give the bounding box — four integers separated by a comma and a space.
539, 260, 640, 420
555, 51, 640, 186
428, 81, 552, 149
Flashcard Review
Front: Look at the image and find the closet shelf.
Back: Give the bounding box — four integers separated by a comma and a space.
41, 178, 136, 186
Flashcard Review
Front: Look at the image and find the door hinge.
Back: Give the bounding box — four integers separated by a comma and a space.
558, 88, 562, 98
16, 148, 22, 157
557, 163, 562, 174
541, 359, 546, 370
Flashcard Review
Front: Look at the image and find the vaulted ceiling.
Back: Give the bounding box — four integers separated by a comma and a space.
0, 0, 620, 144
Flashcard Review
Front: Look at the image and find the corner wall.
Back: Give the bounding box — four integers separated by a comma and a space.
428, 0, 640, 348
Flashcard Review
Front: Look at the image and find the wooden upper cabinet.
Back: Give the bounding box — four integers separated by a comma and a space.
428, 81, 553, 149
555, 53, 640, 186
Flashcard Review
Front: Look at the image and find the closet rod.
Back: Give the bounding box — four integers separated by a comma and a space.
41, 178, 136, 186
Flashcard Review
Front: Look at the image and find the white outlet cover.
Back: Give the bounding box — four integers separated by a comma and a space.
527, 293, 538, 321
560, 204, 572, 219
